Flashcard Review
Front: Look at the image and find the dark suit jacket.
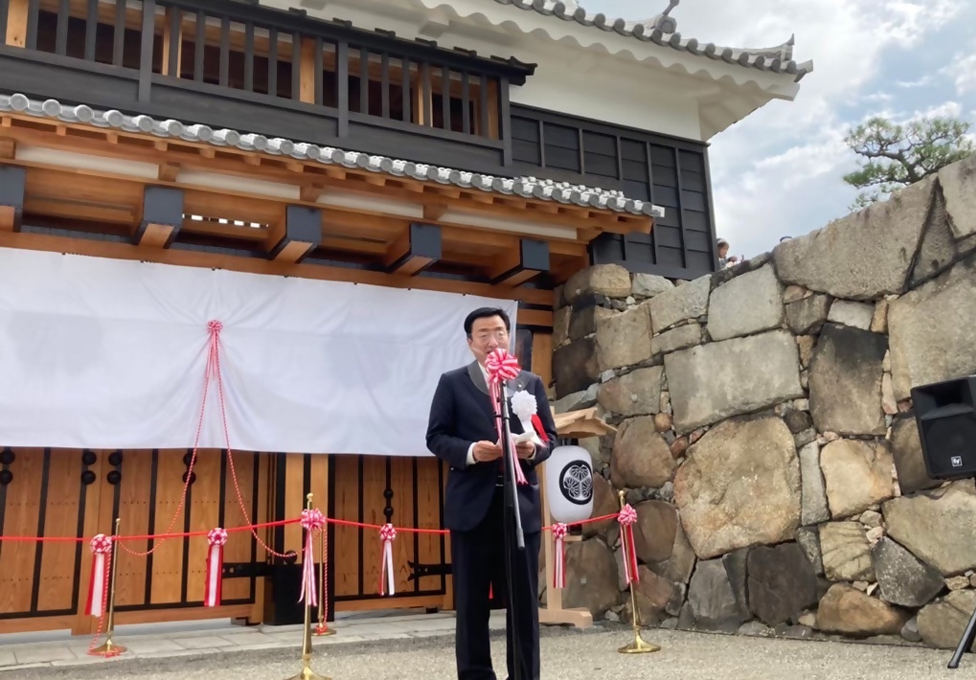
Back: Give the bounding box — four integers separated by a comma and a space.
426, 361, 558, 533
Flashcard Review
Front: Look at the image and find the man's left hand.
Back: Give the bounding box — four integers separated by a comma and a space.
515, 441, 536, 459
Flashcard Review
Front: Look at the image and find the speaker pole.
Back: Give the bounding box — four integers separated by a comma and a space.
948, 594, 976, 668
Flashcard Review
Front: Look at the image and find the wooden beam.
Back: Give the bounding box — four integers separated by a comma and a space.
0, 230, 555, 307
0, 138, 15, 159
267, 205, 322, 264
384, 223, 442, 276
0, 165, 26, 231
489, 238, 549, 287
134, 186, 184, 247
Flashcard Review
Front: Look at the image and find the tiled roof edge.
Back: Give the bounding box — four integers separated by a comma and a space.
489, 0, 813, 81
0, 92, 665, 219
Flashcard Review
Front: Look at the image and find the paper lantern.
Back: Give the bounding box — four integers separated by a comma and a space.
544, 445, 594, 524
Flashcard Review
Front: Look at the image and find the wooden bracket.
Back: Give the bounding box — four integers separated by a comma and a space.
0, 165, 27, 232
266, 204, 322, 263
134, 185, 184, 247
384, 223, 442, 276
489, 238, 549, 287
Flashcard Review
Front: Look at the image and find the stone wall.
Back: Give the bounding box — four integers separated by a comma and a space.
550, 156, 976, 647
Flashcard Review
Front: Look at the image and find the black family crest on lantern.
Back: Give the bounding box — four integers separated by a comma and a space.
558, 457, 593, 506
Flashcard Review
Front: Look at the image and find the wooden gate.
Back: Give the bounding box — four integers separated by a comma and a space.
0, 446, 267, 634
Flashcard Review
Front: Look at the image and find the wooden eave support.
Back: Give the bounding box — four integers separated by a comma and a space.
266, 205, 322, 264
553, 407, 618, 439
384, 223, 442, 276
134, 186, 183, 247
0, 164, 27, 232
489, 238, 549, 287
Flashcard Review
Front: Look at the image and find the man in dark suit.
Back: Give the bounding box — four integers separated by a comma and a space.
426, 307, 558, 680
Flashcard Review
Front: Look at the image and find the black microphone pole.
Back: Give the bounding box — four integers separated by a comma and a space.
496, 382, 526, 680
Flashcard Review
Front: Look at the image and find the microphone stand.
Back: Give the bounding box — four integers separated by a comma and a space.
496, 383, 526, 680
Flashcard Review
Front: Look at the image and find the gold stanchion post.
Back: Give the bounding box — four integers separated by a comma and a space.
91, 518, 127, 657
285, 493, 331, 680
315, 529, 336, 637
617, 490, 661, 655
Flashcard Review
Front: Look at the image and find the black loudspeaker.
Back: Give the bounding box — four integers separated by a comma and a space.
911, 375, 976, 480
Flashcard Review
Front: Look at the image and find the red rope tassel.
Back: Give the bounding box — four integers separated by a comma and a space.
204, 528, 228, 607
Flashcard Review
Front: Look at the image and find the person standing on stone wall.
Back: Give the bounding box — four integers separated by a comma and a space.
717, 238, 739, 268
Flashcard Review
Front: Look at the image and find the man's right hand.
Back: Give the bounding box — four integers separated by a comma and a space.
472, 440, 502, 462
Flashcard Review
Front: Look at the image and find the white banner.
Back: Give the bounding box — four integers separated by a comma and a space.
0, 247, 518, 455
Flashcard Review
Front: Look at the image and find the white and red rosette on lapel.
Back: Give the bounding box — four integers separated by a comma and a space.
204, 527, 229, 607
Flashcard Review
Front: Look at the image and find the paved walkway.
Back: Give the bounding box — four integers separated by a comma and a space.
0, 618, 970, 680
0, 609, 503, 672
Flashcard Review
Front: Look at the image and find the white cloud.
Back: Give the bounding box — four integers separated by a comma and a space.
948, 52, 976, 96
587, 0, 969, 257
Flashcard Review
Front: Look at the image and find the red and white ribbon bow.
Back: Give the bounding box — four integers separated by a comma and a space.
299, 509, 326, 607
85, 534, 113, 617
204, 527, 228, 608
552, 523, 568, 589
618, 504, 640, 585
379, 524, 397, 596
485, 348, 527, 485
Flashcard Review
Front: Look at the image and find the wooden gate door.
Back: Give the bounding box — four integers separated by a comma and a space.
328, 453, 450, 612
91, 447, 268, 630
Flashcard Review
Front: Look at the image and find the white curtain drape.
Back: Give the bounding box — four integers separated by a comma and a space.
0, 247, 518, 455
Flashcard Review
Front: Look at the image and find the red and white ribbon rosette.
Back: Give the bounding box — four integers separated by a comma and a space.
379, 524, 397, 596
85, 534, 113, 617
299, 508, 326, 607
204, 527, 228, 607
552, 523, 568, 589
618, 504, 640, 585
485, 348, 527, 485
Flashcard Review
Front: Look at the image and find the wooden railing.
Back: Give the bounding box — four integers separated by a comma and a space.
0, 0, 531, 168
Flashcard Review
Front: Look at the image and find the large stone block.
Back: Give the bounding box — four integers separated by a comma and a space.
553, 338, 599, 399
633, 501, 678, 564
649, 275, 711, 334
665, 331, 803, 434
597, 366, 663, 417
553, 306, 571, 348
596, 302, 652, 371
889, 253, 976, 400
651, 323, 700, 357
816, 584, 911, 637
569, 305, 614, 341
873, 537, 945, 608
883, 481, 976, 575
562, 538, 622, 618
939, 155, 976, 239
773, 176, 935, 299
687, 559, 744, 630
827, 300, 875, 330
890, 415, 941, 494
648, 521, 696, 585
799, 442, 830, 526
785, 294, 831, 335
610, 417, 675, 489
564, 264, 631, 304
809, 324, 887, 436
632, 273, 675, 299
582, 474, 618, 538
918, 590, 976, 650
633, 566, 678, 625
706, 265, 784, 342
673, 415, 801, 559
747, 543, 819, 626
820, 522, 875, 582
910, 186, 960, 287
820, 440, 894, 518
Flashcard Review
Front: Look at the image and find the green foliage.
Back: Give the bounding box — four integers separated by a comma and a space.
843, 114, 975, 211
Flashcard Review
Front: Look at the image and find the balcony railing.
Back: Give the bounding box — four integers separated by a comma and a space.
0, 0, 534, 172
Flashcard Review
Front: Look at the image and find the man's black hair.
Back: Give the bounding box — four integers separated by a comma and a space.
464, 307, 511, 338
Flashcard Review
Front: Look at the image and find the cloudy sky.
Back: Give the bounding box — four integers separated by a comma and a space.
582, 0, 976, 259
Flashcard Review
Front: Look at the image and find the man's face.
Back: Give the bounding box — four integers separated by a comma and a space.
719, 244, 729, 258
468, 315, 509, 364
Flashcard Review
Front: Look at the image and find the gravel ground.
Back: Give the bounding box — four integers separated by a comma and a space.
2, 625, 967, 680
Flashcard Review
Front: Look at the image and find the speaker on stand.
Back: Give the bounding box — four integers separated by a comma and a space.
910, 375, 976, 669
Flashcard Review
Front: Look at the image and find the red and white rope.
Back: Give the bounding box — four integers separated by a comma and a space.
484, 348, 527, 485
